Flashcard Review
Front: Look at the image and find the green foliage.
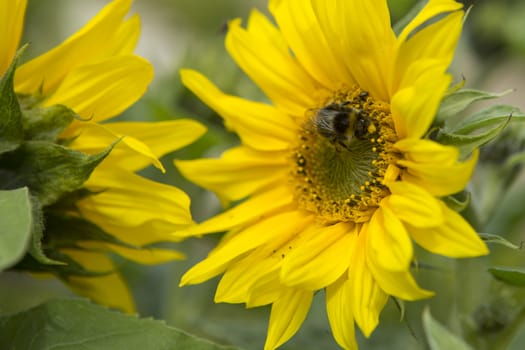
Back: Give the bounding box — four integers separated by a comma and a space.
0, 140, 113, 206
436, 89, 513, 123
25, 197, 64, 265
431, 85, 525, 161
488, 267, 525, 287
434, 103, 524, 157
422, 308, 473, 350
0, 49, 24, 154
0, 299, 239, 350
0, 45, 116, 275
479, 233, 522, 250
442, 191, 471, 212
0, 187, 32, 269
44, 213, 137, 250
21, 103, 76, 141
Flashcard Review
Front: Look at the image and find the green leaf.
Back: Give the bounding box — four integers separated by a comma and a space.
21, 104, 75, 142
0, 187, 32, 270
422, 307, 473, 350
0, 140, 114, 206
479, 233, 521, 250
0, 47, 24, 154
436, 89, 514, 123
0, 298, 239, 350
488, 266, 525, 287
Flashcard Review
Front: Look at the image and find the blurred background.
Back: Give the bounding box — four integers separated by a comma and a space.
1, 0, 525, 349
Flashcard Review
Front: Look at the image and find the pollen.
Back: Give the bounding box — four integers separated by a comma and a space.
291, 86, 401, 223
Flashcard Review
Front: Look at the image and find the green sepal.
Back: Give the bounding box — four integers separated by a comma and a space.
392, 297, 406, 321
478, 233, 521, 250
434, 104, 524, 157
436, 88, 514, 124
0, 47, 25, 155
442, 191, 471, 212
0, 187, 32, 270
488, 266, 525, 287
21, 103, 76, 142
422, 307, 473, 350
450, 105, 523, 134
0, 140, 115, 206
27, 196, 65, 265
0, 299, 239, 350
44, 213, 137, 250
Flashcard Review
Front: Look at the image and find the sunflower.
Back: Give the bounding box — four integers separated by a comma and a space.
1, 0, 205, 312
175, 0, 489, 348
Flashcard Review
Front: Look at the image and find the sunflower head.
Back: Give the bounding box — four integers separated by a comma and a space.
174, 0, 491, 349
293, 86, 399, 224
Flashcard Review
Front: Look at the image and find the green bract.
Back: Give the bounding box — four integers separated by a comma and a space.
0, 51, 114, 274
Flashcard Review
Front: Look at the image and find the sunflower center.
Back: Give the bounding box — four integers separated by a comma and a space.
292, 87, 400, 223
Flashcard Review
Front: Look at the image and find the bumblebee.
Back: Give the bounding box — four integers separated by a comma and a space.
312, 102, 372, 149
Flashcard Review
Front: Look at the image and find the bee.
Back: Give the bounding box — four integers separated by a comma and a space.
312, 102, 372, 149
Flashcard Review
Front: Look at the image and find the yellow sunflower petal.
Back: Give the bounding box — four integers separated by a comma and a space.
264, 288, 313, 350
368, 265, 434, 301
73, 119, 204, 174
395, 138, 459, 163
394, 11, 463, 92
15, 0, 134, 95
43, 55, 153, 124
180, 69, 297, 151
179, 211, 311, 286
176, 185, 294, 237
390, 63, 451, 139
385, 181, 443, 228
366, 206, 413, 271
0, 0, 26, 75
269, 0, 353, 90
396, 139, 479, 196
77, 241, 185, 264
215, 213, 313, 304
110, 13, 140, 55
216, 252, 280, 304
226, 11, 318, 116
398, 0, 463, 45
351, 232, 388, 337
311, 0, 396, 101
175, 146, 289, 203
70, 122, 164, 172
104, 119, 205, 156
281, 222, 356, 290
78, 167, 193, 246
365, 226, 433, 301
248, 271, 283, 307
408, 201, 489, 257
61, 248, 135, 313
326, 277, 358, 350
